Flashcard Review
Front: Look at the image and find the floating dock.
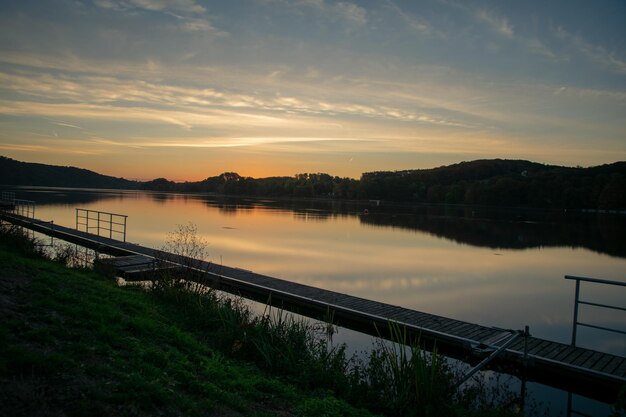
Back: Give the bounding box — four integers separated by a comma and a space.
1, 212, 624, 402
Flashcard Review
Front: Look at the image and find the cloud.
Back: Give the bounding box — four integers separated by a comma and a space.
553, 85, 626, 102
93, 0, 223, 36
93, 0, 127, 11
0, 67, 473, 127
5, 48, 625, 140
440, 1, 514, 40
334, 2, 367, 26
94, 0, 205, 14
383, 0, 442, 39
52, 121, 84, 129
101, 135, 372, 149
262, 0, 367, 26
522, 37, 557, 61
178, 18, 219, 33
438, 2, 560, 60
555, 27, 626, 74
475, 9, 513, 38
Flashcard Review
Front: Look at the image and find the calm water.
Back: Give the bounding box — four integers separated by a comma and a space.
8, 187, 626, 415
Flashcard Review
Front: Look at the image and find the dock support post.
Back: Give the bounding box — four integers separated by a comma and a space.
571, 280, 580, 346
520, 325, 530, 412
523, 325, 530, 366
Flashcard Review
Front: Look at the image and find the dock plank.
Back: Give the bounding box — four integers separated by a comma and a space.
560, 347, 587, 365
533, 341, 558, 357
581, 351, 606, 370
601, 356, 624, 375
572, 350, 598, 367
541, 344, 571, 361
527, 338, 550, 355
592, 354, 616, 373
613, 359, 626, 377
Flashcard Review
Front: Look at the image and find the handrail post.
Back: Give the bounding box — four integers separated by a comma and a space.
571, 279, 580, 346
523, 325, 530, 366
456, 330, 521, 388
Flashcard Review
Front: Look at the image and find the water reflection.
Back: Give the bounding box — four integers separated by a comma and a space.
361, 209, 626, 258
15, 186, 626, 259
10, 186, 626, 356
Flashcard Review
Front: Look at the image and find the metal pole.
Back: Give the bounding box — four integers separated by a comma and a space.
567, 391, 572, 417
571, 279, 580, 346
456, 331, 520, 388
520, 376, 527, 413
523, 325, 530, 366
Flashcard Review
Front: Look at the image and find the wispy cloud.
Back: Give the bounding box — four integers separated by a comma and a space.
0, 67, 472, 128
440, 2, 557, 60
475, 9, 513, 38
334, 2, 367, 26
0, 140, 107, 155
260, 0, 367, 27
555, 26, 626, 74
383, 0, 443, 39
94, 0, 206, 14
94, 135, 372, 149
522, 37, 557, 61
52, 121, 84, 129
93, 0, 225, 36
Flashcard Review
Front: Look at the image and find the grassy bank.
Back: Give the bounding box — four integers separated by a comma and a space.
0, 225, 529, 416
0, 230, 376, 416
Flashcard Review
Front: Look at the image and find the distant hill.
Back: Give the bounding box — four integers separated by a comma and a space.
0, 156, 140, 189
2, 156, 625, 209
359, 159, 626, 209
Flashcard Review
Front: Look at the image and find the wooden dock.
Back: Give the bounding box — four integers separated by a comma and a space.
1, 212, 624, 402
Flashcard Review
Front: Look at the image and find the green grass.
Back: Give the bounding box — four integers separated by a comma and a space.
0, 225, 537, 416
0, 230, 375, 417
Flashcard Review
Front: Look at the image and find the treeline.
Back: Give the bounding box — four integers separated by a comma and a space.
142, 160, 626, 210
358, 159, 626, 209
140, 172, 360, 199
2, 156, 625, 209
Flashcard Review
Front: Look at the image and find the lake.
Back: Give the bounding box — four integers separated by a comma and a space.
7, 186, 626, 415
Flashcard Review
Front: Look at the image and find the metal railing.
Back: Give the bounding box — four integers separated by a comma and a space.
1, 191, 15, 202
14, 199, 36, 218
76, 208, 127, 242
456, 326, 530, 388
565, 275, 626, 346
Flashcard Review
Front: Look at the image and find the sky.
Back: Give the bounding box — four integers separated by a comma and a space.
0, 0, 625, 181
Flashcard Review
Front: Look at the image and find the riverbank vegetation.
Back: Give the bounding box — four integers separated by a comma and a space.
0, 224, 549, 416
3, 156, 625, 210
0, 226, 375, 416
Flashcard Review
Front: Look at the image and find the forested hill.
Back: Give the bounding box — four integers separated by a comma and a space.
359, 159, 626, 209
141, 159, 625, 210
0, 156, 139, 189
2, 156, 625, 209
